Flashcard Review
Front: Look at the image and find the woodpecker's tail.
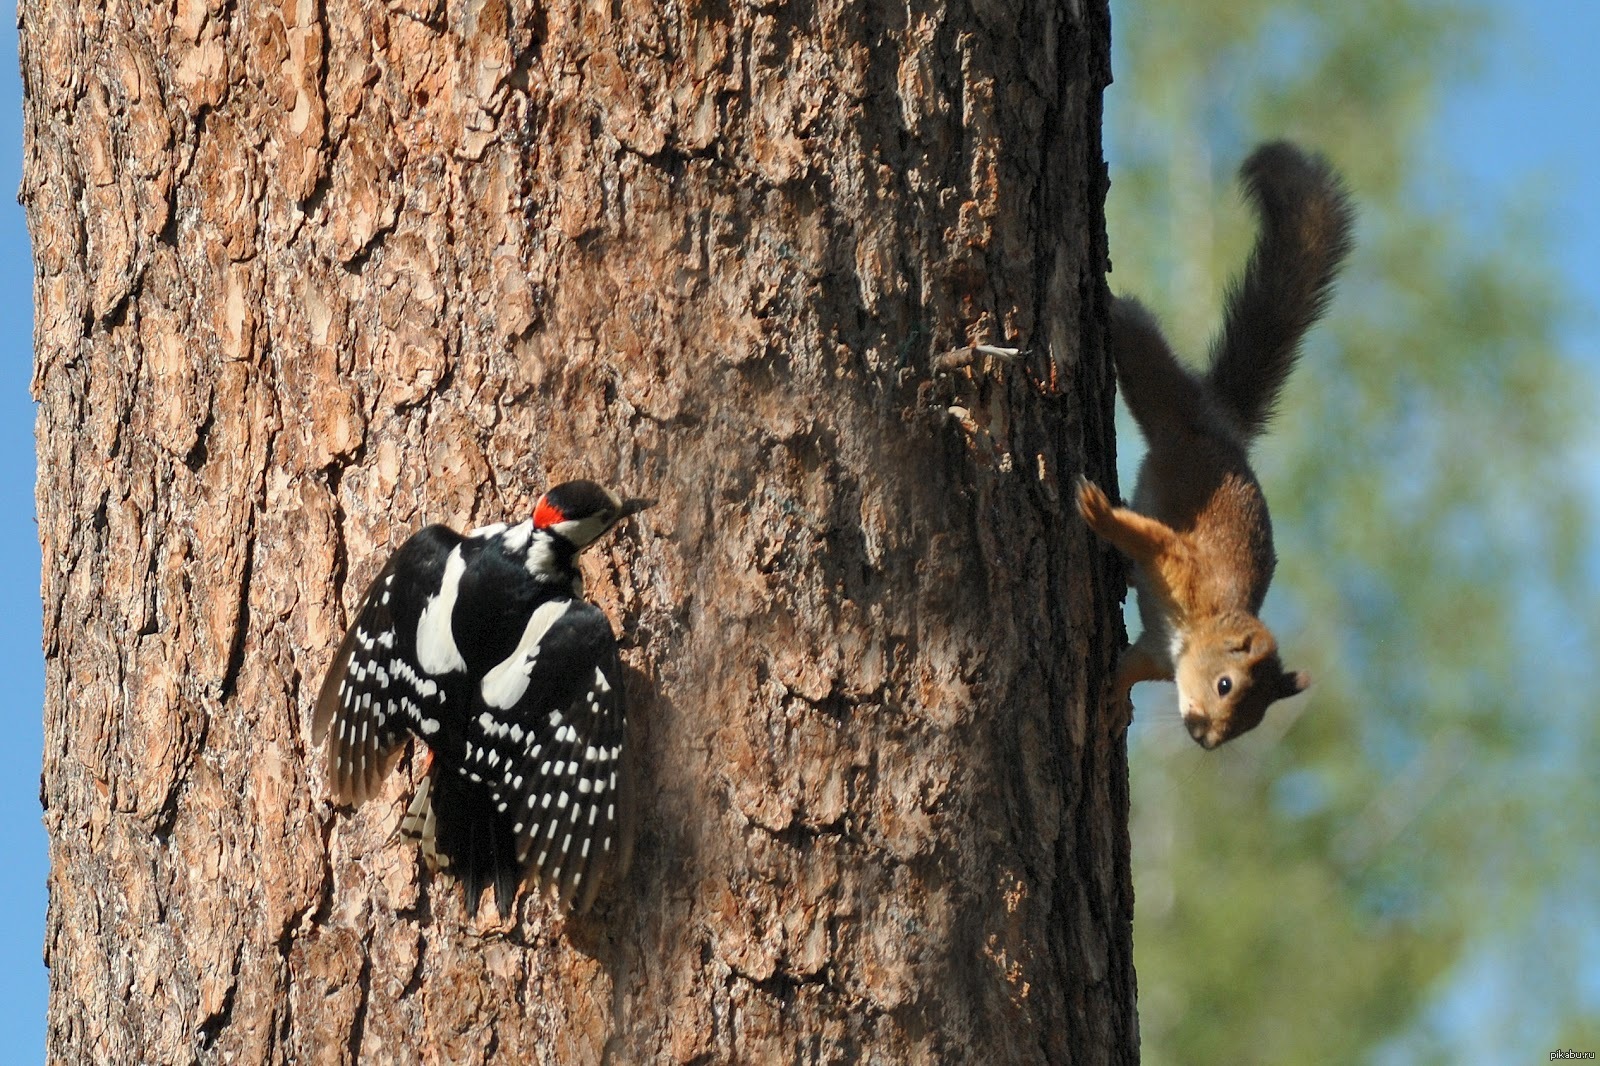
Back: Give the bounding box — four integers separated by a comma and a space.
404, 771, 521, 918
1206, 142, 1355, 442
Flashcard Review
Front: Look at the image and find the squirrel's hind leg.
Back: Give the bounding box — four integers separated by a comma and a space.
1076, 476, 1178, 566
1109, 298, 1212, 447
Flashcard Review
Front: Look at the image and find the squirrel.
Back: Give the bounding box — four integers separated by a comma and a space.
1077, 141, 1355, 749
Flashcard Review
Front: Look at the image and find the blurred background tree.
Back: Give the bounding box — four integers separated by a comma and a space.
1105, 1, 1600, 1062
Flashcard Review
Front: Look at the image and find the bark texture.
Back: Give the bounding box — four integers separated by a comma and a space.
27, 0, 1131, 1062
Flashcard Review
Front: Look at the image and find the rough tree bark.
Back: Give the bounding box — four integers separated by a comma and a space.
27, 0, 1131, 1062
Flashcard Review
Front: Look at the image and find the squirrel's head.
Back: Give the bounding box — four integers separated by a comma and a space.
1175, 614, 1309, 749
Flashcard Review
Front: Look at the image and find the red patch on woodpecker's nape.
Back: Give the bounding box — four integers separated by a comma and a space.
533, 497, 565, 529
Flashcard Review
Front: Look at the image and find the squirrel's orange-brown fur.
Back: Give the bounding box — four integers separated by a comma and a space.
1079, 142, 1354, 748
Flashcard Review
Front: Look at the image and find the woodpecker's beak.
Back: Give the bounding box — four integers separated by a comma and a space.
618, 497, 655, 519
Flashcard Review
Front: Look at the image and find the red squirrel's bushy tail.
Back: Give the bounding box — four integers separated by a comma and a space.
1206, 142, 1355, 442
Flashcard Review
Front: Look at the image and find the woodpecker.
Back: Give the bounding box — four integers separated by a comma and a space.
312, 479, 653, 917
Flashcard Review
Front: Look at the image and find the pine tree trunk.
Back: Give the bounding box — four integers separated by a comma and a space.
26, 0, 1131, 1062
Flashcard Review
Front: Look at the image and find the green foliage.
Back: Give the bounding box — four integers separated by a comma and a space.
1106, 1, 1600, 1061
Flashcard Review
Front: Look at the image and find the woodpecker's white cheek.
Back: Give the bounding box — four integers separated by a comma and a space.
553, 515, 610, 548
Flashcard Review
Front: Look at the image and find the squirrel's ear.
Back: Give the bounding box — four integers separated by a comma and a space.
1277, 670, 1311, 700
1227, 631, 1255, 656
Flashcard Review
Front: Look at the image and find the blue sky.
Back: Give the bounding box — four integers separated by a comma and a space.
1, 4, 44, 1054
1437, 3, 1600, 371
2, 1, 1596, 1060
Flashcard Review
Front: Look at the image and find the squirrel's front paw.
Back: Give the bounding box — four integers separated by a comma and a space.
1103, 677, 1135, 739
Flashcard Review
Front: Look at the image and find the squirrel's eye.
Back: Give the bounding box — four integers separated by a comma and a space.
1217, 676, 1233, 697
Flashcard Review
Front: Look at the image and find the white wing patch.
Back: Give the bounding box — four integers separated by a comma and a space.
479, 599, 573, 710
415, 546, 468, 675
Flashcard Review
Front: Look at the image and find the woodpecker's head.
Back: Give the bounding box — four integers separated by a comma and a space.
533, 480, 654, 551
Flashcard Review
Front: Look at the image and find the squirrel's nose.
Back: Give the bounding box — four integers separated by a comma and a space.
1184, 715, 1216, 748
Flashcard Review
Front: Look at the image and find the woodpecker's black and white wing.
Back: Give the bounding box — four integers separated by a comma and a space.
448, 598, 630, 912
313, 525, 465, 804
